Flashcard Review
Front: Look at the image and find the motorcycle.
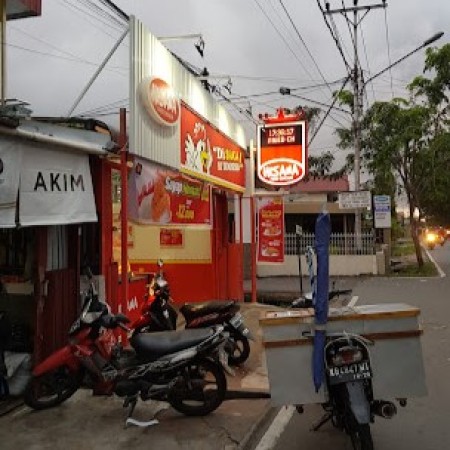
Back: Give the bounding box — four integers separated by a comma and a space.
130, 259, 254, 366
301, 331, 400, 450
24, 268, 228, 422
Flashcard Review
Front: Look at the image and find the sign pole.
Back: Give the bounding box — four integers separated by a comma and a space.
296, 225, 303, 296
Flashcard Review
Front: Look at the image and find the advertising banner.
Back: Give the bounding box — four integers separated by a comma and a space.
257, 197, 285, 264
128, 157, 211, 226
160, 228, 184, 247
180, 104, 246, 193
19, 146, 97, 226
257, 121, 307, 186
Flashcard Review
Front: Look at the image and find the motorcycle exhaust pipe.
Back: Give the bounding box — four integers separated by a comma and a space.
371, 400, 397, 419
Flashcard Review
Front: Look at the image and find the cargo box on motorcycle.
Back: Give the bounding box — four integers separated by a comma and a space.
259, 303, 427, 406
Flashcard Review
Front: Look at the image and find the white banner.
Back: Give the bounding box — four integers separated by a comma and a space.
19, 146, 97, 226
374, 195, 391, 228
0, 140, 22, 227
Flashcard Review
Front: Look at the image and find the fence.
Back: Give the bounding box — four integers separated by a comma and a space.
284, 232, 375, 256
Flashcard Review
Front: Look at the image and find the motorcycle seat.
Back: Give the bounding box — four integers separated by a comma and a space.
130, 328, 214, 360
180, 300, 236, 320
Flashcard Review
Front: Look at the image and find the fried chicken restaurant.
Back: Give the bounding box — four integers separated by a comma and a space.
114, 17, 247, 309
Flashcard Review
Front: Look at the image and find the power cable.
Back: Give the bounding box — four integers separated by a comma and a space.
360, 25, 376, 104
309, 76, 350, 145
6, 42, 127, 75
252, 0, 320, 84
315, 0, 351, 74
9, 26, 127, 74
278, 0, 334, 97
383, 7, 394, 99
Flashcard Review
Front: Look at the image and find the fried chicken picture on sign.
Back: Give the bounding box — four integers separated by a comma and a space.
151, 176, 171, 222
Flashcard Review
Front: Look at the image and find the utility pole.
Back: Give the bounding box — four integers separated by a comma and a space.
324, 0, 386, 242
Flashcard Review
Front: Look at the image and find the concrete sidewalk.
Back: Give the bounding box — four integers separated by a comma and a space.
0, 303, 278, 450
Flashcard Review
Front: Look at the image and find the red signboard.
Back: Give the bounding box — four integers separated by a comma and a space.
257, 120, 307, 186
138, 77, 180, 127
6, 0, 41, 20
160, 228, 184, 247
128, 157, 211, 226
257, 197, 285, 264
180, 104, 246, 192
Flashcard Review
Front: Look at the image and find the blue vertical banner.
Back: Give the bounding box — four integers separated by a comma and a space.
312, 212, 331, 392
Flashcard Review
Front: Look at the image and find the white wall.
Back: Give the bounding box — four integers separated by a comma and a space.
257, 254, 377, 277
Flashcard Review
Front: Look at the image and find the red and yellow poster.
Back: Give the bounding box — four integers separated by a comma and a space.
257, 197, 285, 264
160, 228, 184, 247
180, 103, 246, 193
128, 157, 211, 226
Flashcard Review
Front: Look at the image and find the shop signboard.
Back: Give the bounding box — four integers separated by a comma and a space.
180, 104, 246, 192
129, 17, 247, 184
6, 0, 42, 20
338, 191, 372, 209
257, 197, 285, 264
128, 157, 211, 226
257, 120, 307, 186
373, 195, 391, 228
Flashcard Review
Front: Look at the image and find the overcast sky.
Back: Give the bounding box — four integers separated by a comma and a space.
6, 0, 450, 175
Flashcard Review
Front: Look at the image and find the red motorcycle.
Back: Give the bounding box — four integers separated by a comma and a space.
24, 268, 228, 421
130, 260, 253, 366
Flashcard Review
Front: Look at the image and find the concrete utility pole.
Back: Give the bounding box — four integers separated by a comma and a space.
325, 0, 386, 241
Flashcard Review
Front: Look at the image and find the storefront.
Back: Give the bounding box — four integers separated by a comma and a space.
114, 17, 247, 308
0, 121, 113, 362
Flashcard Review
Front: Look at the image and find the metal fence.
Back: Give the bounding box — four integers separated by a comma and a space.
284, 232, 375, 255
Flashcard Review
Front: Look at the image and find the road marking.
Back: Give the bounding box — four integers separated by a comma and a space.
348, 295, 359, 307
423, 247, 446, 278
254, 405, 295, 450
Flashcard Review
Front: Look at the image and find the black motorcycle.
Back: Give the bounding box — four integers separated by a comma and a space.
133, 260, 254, 366
301, 331, 399, 450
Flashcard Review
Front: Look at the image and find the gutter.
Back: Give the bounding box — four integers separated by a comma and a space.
0, 125, 112, 155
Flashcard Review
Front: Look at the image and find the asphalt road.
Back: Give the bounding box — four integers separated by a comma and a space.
265, 242, 450, 450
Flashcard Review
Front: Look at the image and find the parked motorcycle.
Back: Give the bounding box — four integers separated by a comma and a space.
301, 331, 400, 450
24, 268, 228, 421
130, 260, 253, 366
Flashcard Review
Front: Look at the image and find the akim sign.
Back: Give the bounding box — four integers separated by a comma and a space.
257, 116, 307, 186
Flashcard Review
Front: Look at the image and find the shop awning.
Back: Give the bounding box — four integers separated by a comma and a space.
0, 136, 99, 227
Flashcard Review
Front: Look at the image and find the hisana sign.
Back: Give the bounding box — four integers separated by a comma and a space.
257, 121, 307, 186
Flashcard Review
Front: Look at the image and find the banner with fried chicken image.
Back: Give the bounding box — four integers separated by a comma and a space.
128, 157, 211, 226
257, 196, 285, 264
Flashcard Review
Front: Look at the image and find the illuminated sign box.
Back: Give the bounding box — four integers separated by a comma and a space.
257, 120, 307, 186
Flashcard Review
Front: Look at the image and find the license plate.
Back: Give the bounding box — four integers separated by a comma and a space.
229, 313, 243, 328
327, 361, 371, 385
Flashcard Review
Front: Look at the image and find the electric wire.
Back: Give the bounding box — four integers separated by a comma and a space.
6, 42, 127, 76
9, 26, 127, 75
251, 0, 320, 85
315, 0, 351, 74
278, 0, 335, 97
383, 7, 394, 99
360, 25, 376, 104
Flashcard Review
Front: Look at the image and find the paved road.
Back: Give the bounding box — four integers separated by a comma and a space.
265, 242, 450, 450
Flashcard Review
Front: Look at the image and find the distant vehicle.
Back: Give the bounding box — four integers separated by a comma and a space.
423, 228, 445, 249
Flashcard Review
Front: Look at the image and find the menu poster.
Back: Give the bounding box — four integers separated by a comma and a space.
257, 197, 285, 264
128, 157, 211, 226
160, 228, 184, 247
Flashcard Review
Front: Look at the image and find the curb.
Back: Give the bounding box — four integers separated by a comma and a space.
238, 405, 279, 450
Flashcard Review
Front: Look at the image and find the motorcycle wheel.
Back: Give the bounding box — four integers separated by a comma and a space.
227, 333, 250, 366
24, 366, 79, 410
348, 416, 374, 450
169, 358, 226, 416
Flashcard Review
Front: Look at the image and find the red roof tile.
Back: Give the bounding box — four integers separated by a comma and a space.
288, 175, 350, 193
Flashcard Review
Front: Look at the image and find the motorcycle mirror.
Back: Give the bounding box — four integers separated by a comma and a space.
157, 258, 164, 268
